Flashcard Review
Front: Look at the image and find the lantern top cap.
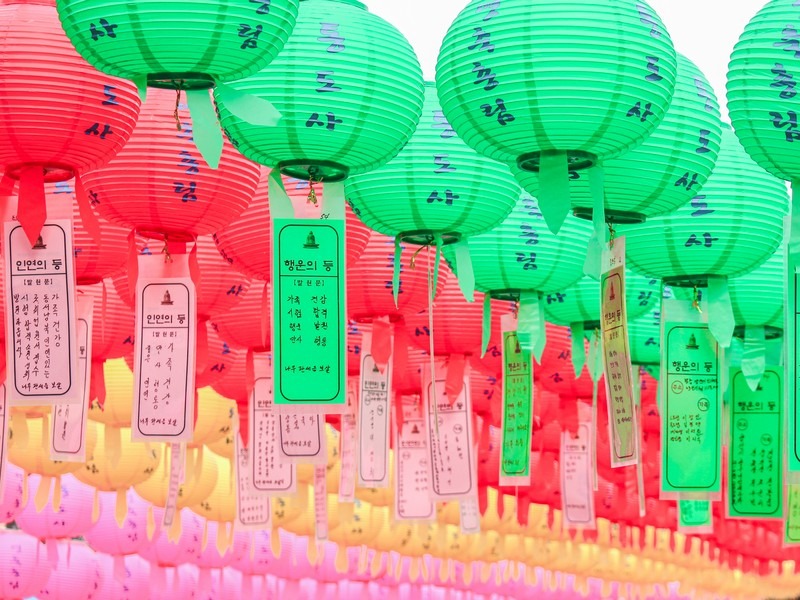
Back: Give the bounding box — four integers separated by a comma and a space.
300, 0, 367, 9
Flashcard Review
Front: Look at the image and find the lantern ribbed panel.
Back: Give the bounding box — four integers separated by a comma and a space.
0, 0, 140, 178
470, 372, 499, 419
56, 0, 298, 86
628, 306, 662, 367
346, 320, 366, 376
727, 0, 800, 181
210, 344, 248, 404
347, 232, 447, 322
435, 0, 677, 165
80, 280, 134, 360
196, 322, 242, 388
512, 54, 722, 218
212, 281, 271, 352
75, 425, 162, 491
213, 170, 370, 281
0, 531, 51, 599
727, 250, 784, 329
446, 194, 591, 295
216, 0, 424, 180
544, 273, 660, 326
345, 83, 519, 240
39, 544, 100, 600
84, 88, 260, 239
624, 126, 789, 283
405, 276, 513, 357
14, 474, 96, 540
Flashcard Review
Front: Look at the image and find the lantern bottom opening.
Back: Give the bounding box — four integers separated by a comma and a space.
279, 160, 350, 183
147, 73, 215, 91
4, 162, 74, 183
516, 149, 597, 173
397, 230, 461, 247
733, 325, 782, 341
572, 206, 646, 225
578, 320, 601, 334
489, 289, 542, 303
136, 228, 199, 244
662, 275, 712, 289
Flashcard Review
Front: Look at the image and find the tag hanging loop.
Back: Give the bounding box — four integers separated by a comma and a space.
173, 87, 183, 131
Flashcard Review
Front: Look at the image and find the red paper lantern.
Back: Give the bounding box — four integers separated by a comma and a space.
346, 320, 367, 377
212, 281, 271, 353
393, 345, 429, 397
196, 322, 240, 389
0, 0, 140, 244
214, 169, 370, 281
79, 280, 134, 361
84, 88, 260, 240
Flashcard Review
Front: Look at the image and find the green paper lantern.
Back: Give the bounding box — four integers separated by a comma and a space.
623, 125, 789, 287
345, 83, 519, 245
56, 0, 299, 89
513, 54, 722, 223
727, 0, 800, 182
435, 0, 677, 206
628, 304, 663, 367
216, 0, 424, 182
441, 193, 592, 299
544, 272, 660, 329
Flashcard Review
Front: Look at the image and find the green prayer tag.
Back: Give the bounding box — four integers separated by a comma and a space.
661, 301, 721, 494
500, 326, 533, 485
727, 367, 783, 519
790, 265, 800, 472
785, 485, 800, 545
678, 500, 712, 532
272, 219, 346, 409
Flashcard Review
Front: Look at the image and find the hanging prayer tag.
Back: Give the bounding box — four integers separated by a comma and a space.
0, 386, 7, 493
235, 427, 272, 532
162, 442, 182, 528
314, 464, 328, 542
727, 366, 783, 519
499, 313, 533, 487
660, 299, 721, 495
357, 332, 392, 488
459, 494, 481, 535
393, 395, 434, 522
560, 421, 596, 530
249, 352, 296, 496
272, 216, 346, 413
278, 412, 327, 465
678, 500, 713, 535
789, 212, 800, 473
132, 254, 196, 443
50, 294, 93, 462
422, 359, 476, 502
785, 485, 800, 546
600, 237, 637, 468
5, 219, 79, 405
339, 378, 358, 503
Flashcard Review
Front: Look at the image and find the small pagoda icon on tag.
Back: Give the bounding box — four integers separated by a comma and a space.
32, 235, 46, 250
303, 230, 319, 249
686, 334, 699, 350
608, 281, 616, 301
161, 290, 174, 305
411, 424, 420, 435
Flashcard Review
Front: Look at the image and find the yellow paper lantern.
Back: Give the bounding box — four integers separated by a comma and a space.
206, 430, 234, 460
134, 445, 218, 509
9, 412, 97, 478
75, 423, 161, 491
89, 358, 134, 427
190, 389, 236, 448
329, 498, 383, 548
188, 451, 236, 523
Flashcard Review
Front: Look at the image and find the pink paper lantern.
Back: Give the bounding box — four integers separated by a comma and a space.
0, 462, 26, 524
192, 521, 248, 570
232, 530, 278, 577
148, 564, 199, 600
16, 474, 98, 540
0, 529, 52, 598
84, 489, 158, 556
96, 553, 150, 600
140, 509, 203, 568
38, 541, 102, 600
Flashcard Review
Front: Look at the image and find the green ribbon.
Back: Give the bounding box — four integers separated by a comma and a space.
134, 76, 148, 103
393, 237, 402, 309
537, 151, 571, 235
268, 171, 294, 219
432, 236, 443, 298
186, 89, 223, 169
452, 240, 475, 302
216, 83, 282, 127
570, 321, 586, 377
517, 292, 544, 357
481, 294, 491, 358
741, 325, 767, 392
582, 165, 606, 280
706, 275, 734, 349
321, 181, 345, 220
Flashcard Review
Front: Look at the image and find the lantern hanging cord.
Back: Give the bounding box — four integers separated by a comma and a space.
692, 285, 702, 314
161, 240, 173, 263
307, 174, 321, 205
410, 242, 432, 270
173, 86, 183, 132
607, 222, 616, 248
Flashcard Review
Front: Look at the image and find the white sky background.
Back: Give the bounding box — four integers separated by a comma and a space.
364, 0, 770, 121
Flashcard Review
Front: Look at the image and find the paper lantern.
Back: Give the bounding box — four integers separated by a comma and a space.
628, 306, 662, 367
138, 509, 204, 567
211, 281, 271, 352
192, 521, 248, 568
0, 530, 52, 598
727, 249, 784, 332
213, 170, 370, 280
0, 0, 140, 244
727, 0, 800, 182
16, 474, 98, 541
348, 232, 448, 322
512, 54, 722, 223
134, 444, 219, 509
38, 541, 102, 600
435, 0, 677, 228
445, 194, 592, 298
84, 489, 158, 555
544, 273, 660, 328
346, 82, 519, 245
9, 414, 98, 478
188, 452, 236, 524
149, 565, 199, 600
624, 125, 789, 285
84, 88, 260, 240
80, 280, 135, 361
96, 553, 150, 600
0, 462, 25, 524
89, 359, 134, 426
216, 0, 424, 182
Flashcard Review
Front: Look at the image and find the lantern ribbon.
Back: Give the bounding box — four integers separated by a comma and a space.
0, 173, 15, 197
452, 239, 475, 302
588, 329, 602, 491
445, 354, 466, 405
268, 170, 295, 218
583, 165, 606, 280
133, 76, 147, 103
320, 181, 346, 221
432, 235, 443, 295
633, 367, 646, 518
74, 173, 102, 246
371, 317, 392, 374
706, 275, 734, 348
186, 89, 223, 169
17, 165, 46, 247
481, 294, 491, 358
537, 151, 570, 235
215, 82, 282, 127
517, 292, 545, 362
126, 230, 138, 304
741, 325, 766, 392
570, 322, 586, 377
393, 237, 402, 308
260, 283, 270, 349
